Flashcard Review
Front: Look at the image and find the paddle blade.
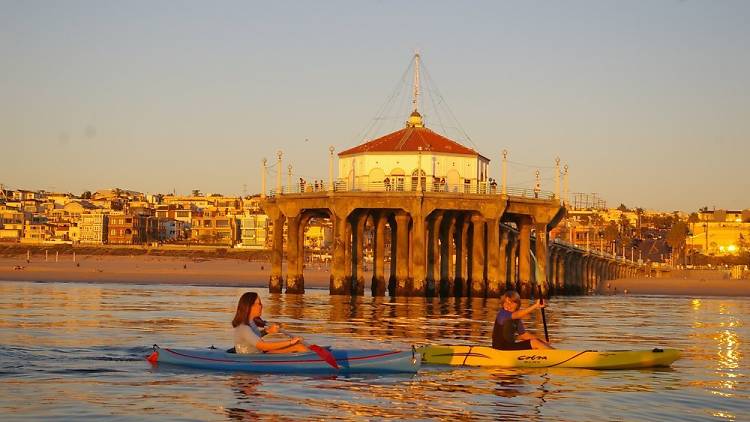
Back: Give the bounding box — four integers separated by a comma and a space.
309, 344, 339, 369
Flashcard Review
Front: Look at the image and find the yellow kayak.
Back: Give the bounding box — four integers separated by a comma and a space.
417, 345, 680, 369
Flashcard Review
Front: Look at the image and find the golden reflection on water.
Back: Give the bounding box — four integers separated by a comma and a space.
686, 295, 746, 406
1, 281, 748, 421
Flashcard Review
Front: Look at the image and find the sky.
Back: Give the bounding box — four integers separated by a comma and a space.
1, 0, 749, 212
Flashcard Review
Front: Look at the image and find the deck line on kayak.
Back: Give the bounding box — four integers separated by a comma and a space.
163, 348, 402, 364
545, 350, 591, 368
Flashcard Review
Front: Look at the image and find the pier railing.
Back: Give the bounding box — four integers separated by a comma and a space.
552, 238, 642, 266
269, 179, 556, 200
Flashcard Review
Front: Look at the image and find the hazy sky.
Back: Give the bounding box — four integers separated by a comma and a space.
2, 1, 748, 211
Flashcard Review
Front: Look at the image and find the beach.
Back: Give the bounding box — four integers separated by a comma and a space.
0, 254, 332, 289
602, 276, 750, 297
1, 253, 748, 296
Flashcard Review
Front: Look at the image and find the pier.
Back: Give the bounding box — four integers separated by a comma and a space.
262, 179, 641, 298
261, 54, 642, 298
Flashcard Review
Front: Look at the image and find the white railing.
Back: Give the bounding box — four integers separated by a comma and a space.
268, 178, 556, 200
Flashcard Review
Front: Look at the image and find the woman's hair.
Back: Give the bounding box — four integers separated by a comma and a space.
502, 290, 521, 304
232, 292, 259, 327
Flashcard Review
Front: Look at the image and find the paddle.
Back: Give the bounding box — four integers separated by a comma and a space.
255, 317, 339, 369
537, 284, 549, 343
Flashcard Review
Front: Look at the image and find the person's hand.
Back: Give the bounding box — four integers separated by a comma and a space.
289, 337, 302, 345
266, 324, 280, 335
536, 299, 546, 309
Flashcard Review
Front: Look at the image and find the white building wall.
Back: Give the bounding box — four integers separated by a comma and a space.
338, 152, 489, 191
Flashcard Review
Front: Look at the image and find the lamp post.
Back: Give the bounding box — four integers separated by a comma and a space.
328, 146, 335, 192
276, 150, 283, 196
555, 157, 560, 200
501, 149, 508, 195
287, 164, 293, 193
261, 158, 267, 199
563, 164, 569, 205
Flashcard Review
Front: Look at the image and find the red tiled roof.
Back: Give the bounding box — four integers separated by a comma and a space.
339, 127, 487, 159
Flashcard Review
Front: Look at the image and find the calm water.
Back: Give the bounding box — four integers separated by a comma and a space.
0, 280, 747, 421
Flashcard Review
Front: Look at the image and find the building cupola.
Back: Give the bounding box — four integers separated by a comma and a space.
406, 110, 424, 128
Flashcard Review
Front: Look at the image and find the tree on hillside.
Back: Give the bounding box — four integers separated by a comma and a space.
604, 221, 619, 243
667, 221, 689, 265
635, 207, 644, 238
81, 190, 92, 199
617, 203, 629, 212
191, 189, 202, 197
591, 213, 605, 227
619, 213, 632, 237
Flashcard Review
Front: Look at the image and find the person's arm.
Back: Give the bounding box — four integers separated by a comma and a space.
511, 300, 544, 319
255, 336, 301, 352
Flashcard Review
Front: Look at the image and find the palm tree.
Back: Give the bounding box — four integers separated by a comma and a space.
635, 207, 644, 238
667, 221, 689, 266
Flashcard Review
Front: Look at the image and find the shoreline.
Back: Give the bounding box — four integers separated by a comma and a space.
1, 254, 748, 297
0, 255, 333, 289
601, 277, 750, 297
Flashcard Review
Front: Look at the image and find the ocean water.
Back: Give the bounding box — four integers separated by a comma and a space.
0, 280, 747, 421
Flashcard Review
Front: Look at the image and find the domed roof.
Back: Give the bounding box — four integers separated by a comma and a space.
338, 123, 487, 160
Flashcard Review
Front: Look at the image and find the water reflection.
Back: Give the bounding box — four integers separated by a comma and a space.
226, 374, 262, 421
0, 281, 748, 421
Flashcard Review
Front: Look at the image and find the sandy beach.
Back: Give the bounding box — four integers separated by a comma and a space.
0, 254, 333, 289
1, 254, 748, 296
602, 277, 750, 297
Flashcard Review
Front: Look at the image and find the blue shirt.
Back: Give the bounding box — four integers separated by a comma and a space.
495, 309, 525, 335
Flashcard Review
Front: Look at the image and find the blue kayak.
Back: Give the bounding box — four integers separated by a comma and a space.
147, 345, 421, 374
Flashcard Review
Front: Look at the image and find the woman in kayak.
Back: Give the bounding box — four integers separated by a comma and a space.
232, 292, 308, 354
492, 290, 553, 350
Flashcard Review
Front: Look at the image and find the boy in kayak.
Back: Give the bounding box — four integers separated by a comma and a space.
492, 290, 553, 350
232, 292, 308, 354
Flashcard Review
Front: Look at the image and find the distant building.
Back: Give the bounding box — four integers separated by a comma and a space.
242, 196, 263, 213
191, 209, 239, 245
158, 218, 187, 242
11, 190, 39, 201
79, 213, 108, 244
689, 209, 750, 255
63, 201, 100, 221
108, 212, 146, 244
155, 204, 194, 229
51, 222, 71, 242
46, 193, 74, 206
0, 206, 26, 242
239, 214, 269, 249
0, 224, 23, 242
22, 221, 53, 243
68, 224, 81, 243
304, 220, 332, 250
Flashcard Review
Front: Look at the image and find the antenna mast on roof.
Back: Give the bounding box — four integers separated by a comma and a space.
412, 51, 420, 113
